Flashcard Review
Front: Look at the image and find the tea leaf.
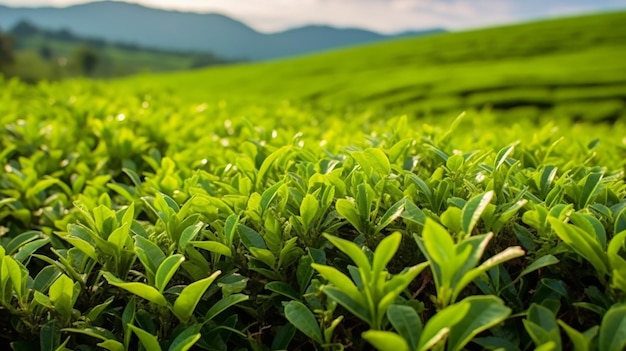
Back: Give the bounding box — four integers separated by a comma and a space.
300, 194, 320, 232
549, 218, 609, 277
40, 320, 62, 351
168, 325, 202, 351
129, 324, 162, 351
387, 304, 422, 351
103, 272, 167, 306
462, 191, 494, 234
362, 331, 410, 351
257, 146, 292, 188
447, 296, 512, 351
519, 255, 559, 278
155, 254, 185, 292
135, 235, 166, 277
265, 281, 299, 300
204, 293, 249, 321
49, 274, 74, 320
558, 320, 598, 351
178, 221, 204, 252
323, 234, 371, 273
97, 340, 125, 351
352, 148, 391, 177
376, 199, 405, 233
372, 232, 401, 277
238, 224, 267, 249
418, 302, 468, 350
190, 241, 232, 257
599, 303, 626, 351
284, 301, 323, 344
260, 181, 283, 214
173, 270, 221, 323
336, 198, 364, 234
322, 286, 371, 323
5, 231, 40, 255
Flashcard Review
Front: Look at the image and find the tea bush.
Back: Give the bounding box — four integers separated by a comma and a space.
0, 76, 625, 350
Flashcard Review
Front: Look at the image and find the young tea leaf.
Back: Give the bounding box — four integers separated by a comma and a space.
173, 270, 221, 323
362, 331, 410, 351
462, 191, 494, 234
372, 232, 401, 277
129, 324, 162, 351
300, 193, 320, 232
155, 254, 185, 292
376, 199, 405, 233
548, 218, 609, 278
190, 241, 232, 257
48, 274, 74, 321
103, 272, 167, 306
352, 148, 391, 177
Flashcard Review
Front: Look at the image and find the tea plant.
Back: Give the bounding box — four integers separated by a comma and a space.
0, 72, 625, 351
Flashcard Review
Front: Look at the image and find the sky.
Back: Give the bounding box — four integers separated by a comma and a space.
1, 0, 626, 33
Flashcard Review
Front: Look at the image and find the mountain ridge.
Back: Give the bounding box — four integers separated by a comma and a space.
0, 1, 445, 60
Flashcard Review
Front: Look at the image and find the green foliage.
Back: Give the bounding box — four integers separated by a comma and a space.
363, 295, 511, 351
415, 219, 524, 308
1, 12, 626, 350
313, 232, 429, 329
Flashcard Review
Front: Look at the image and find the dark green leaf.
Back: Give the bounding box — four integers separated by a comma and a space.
237, 224, 267, 249
387, 304, 422, 351
284, 301, 323, 344
265, 281, 299, 300
204, 293, 249, 321
599, 303, 626, 351
40, 320, 62, 351
519, 255, 559, 278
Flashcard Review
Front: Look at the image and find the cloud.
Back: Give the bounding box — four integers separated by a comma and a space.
199, 0, 516, 33
1, 0, 625, 32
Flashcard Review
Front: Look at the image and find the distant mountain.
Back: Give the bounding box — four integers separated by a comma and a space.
0, 1, 445, 60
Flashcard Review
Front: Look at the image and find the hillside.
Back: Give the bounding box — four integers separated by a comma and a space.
4, 21, 229, 81
118, 10, 626, 122
0, 1, 444, 60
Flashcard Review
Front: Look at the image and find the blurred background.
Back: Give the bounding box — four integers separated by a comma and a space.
1, 0, 626, 122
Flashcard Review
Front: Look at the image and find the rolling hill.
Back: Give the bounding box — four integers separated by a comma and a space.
4, 20, 230, 81
0, 1, 444, 60
119, 10, 626, 122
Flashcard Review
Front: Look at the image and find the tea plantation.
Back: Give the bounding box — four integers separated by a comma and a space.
1, 10, 626, 351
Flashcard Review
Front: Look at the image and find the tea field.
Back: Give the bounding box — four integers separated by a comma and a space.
1, 10, 626, 351
121, 11, 626, 122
